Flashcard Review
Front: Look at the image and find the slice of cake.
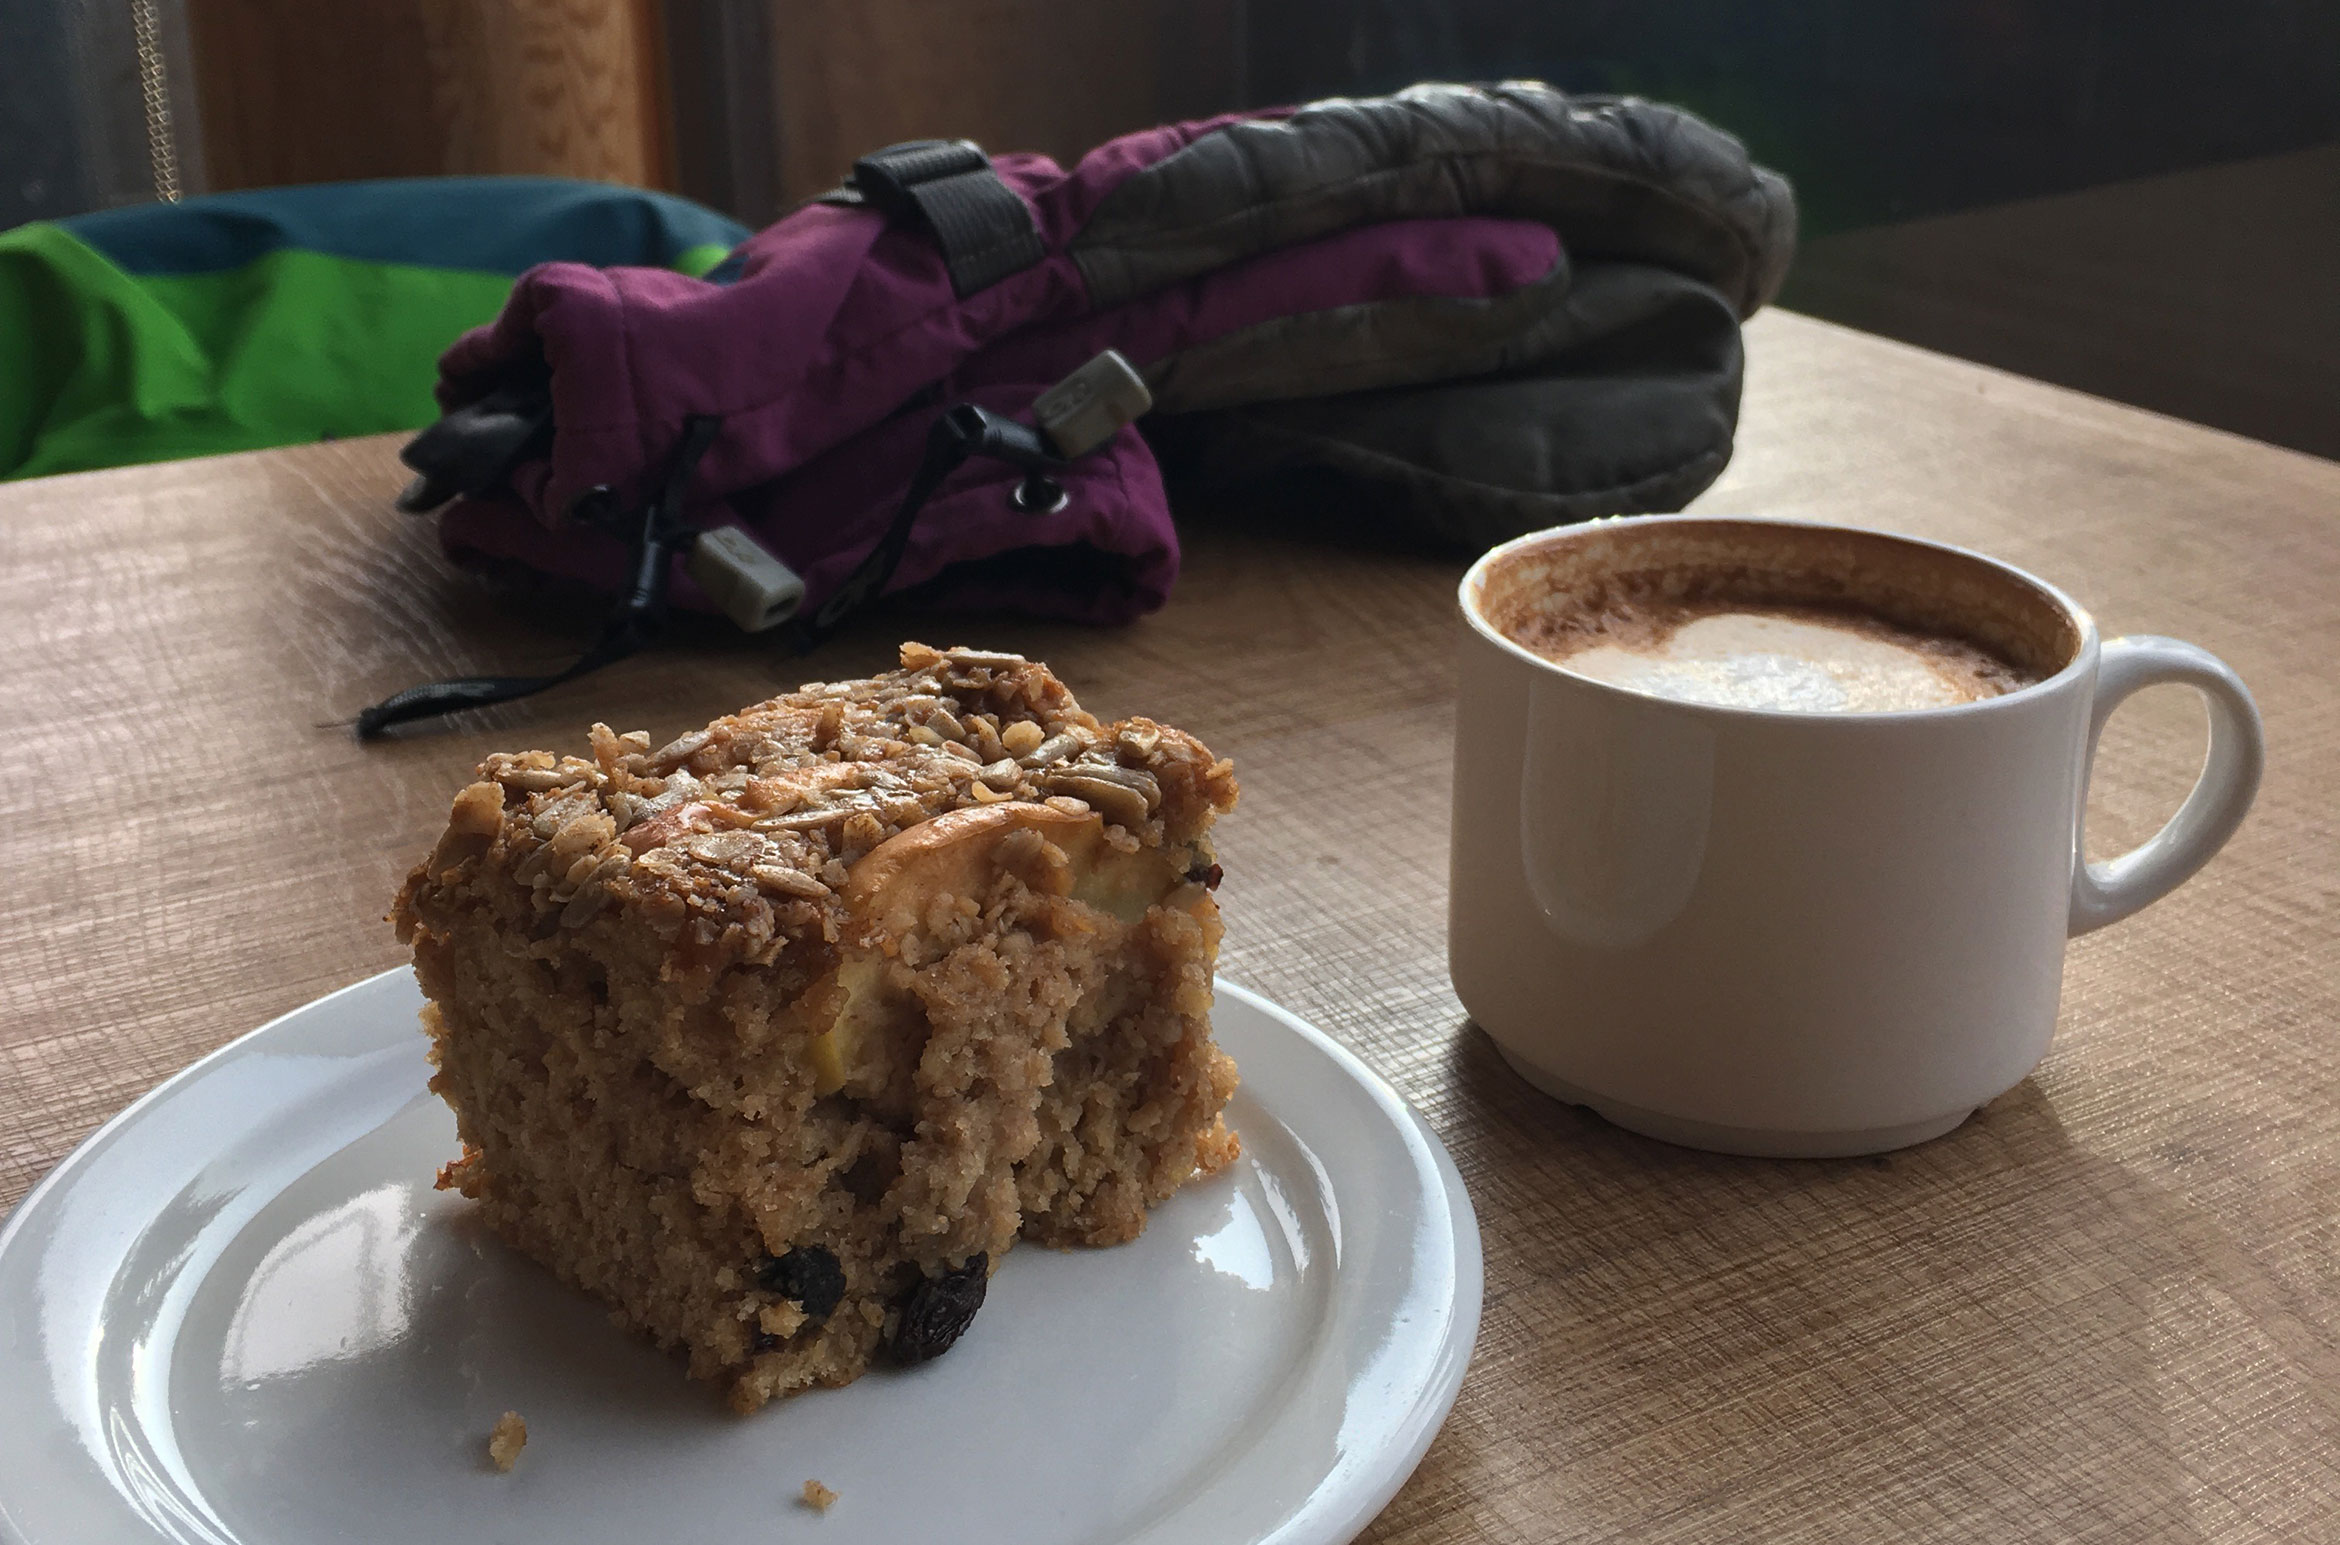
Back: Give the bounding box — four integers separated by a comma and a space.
393, 643, 1240, 1411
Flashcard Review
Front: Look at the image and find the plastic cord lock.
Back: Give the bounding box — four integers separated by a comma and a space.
1032, 349, 1153, 458
689, 525, 805, 632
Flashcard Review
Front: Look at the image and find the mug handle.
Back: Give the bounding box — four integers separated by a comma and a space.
2069, 635, 2265, 936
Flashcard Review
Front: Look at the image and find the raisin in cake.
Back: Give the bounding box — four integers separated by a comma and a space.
393, 644, 1240, 1411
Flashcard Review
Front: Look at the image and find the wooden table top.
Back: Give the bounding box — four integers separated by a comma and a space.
5, 309, 2337, 1541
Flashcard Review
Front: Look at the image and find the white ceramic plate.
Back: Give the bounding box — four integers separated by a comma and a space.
0, 971, 1480, 1545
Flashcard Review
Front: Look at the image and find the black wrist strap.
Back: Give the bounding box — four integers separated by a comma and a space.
355, 415, 722, 738
352, 617, 656, 739
821, 140, 1047, 298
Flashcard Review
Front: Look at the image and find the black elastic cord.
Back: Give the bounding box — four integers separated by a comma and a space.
789, 416, 972, 648
357, 403, 1061, 737
789, 403, 1059, 651
355, 415, 723, 738
351, 625, 649, 738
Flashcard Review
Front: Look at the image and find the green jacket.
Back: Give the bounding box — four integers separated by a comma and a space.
0, 177, 745, 480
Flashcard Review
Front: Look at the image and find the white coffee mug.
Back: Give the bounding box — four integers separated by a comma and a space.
1449, 516, 2265, 1157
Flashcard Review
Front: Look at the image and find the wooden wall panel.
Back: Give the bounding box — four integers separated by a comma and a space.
771, 0, 1239, 201
187, 0, 672, 191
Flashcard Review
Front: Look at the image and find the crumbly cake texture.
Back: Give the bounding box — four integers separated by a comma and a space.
487, 1412, 527, 1472
394, 644, 1241, 1412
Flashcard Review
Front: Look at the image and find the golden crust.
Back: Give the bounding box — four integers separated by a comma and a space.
393, 643, 1238, 972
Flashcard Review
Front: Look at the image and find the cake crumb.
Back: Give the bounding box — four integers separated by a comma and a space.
800, 1479, 839, 1512
487, 1411, 527, 1472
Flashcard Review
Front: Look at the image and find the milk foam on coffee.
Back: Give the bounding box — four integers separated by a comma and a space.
1530, 605, 2032, 713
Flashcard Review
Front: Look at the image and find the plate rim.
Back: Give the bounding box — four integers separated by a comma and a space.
1211, 978, 1485, 1545
0, 970, 1482, 1545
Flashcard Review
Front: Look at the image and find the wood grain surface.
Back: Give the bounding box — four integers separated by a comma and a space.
4, 310, 2338, 1540
188, 0, 671, 191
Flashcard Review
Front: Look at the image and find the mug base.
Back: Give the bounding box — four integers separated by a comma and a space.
1492, 1041, 1976, 1158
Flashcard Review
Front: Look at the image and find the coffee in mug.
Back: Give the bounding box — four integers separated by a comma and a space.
1509, 598, 2036, 713
1450, 516, 2264, 1157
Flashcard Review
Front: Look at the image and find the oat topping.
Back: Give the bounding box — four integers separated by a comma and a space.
411, 644, 1236, 963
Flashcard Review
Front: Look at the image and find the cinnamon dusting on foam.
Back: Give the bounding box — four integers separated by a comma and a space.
1508, 597, 2040, 713
1474, 521, 2078, 715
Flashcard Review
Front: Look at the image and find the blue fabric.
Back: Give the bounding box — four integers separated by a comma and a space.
63, 177, 751, 278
